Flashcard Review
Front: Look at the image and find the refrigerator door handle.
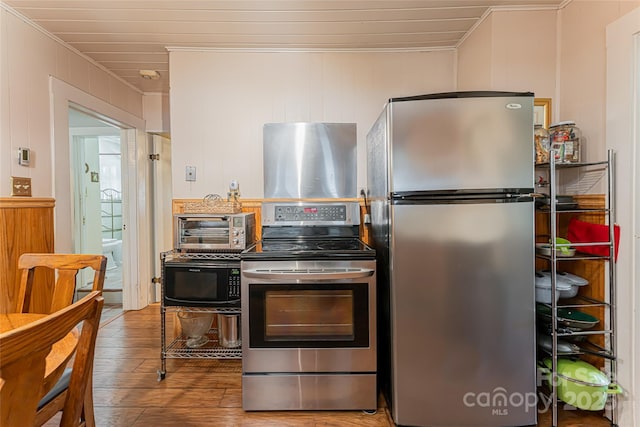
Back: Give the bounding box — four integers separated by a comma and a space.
509, 193, 546, 200
391, 193, 535, 204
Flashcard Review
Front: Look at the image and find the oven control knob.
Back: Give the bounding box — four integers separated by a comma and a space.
233, 238, 239, 244
233, 230, 239, 236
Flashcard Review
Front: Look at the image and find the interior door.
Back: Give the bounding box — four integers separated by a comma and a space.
150, 134, 173, 302
71, 135, 105, 289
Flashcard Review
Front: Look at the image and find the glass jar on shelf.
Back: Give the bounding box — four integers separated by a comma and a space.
534, 124, 550, 164
549, 121, 581, 163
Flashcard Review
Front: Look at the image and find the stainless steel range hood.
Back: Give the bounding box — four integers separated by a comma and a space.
263, 122, 357, 199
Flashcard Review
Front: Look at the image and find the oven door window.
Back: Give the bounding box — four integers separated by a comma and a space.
249, 283, 368, 348
180, 218, 230, 245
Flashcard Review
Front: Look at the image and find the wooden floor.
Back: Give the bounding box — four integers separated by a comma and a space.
47, 304, 614, 426
99, 304, 123, 324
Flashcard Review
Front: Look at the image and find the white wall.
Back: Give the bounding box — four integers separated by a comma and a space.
169, 49, 456, 198
143, 92, 170, 134
558, 0, 640, 162
457, 14, 495, 91
457, 9, 557, 99
0, 6, 143, 198
457, 1, 640, 146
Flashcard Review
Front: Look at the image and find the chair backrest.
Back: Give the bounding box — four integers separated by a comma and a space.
0, 291, 104, 427
17, 253, 107, 314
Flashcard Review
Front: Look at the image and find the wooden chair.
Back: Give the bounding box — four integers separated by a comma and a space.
0, 291, 104, 427
16, 253, 107, 426
17, 253, 107, 315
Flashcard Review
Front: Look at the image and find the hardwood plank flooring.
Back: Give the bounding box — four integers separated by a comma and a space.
99, 304, 123, 324
46, 304, 613, 426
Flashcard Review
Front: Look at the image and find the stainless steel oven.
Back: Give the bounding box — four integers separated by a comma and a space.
240, 202, 377, 411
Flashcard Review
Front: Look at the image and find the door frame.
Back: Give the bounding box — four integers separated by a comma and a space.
50, 77, 148, 310
606, 8, 639, 426
150, 134, 173, 302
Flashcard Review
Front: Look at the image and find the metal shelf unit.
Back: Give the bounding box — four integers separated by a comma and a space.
534, 149, 618, 427
158, 251, 241, 381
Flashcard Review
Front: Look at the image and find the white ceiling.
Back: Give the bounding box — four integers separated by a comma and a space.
4, 0, 564, 93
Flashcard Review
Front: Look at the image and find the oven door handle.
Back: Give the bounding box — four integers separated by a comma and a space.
242, 268, 374, 280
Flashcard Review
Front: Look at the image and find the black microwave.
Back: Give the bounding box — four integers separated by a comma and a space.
162, 256, 240, 307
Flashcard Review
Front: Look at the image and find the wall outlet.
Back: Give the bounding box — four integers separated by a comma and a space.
185, 166, 196, 181
11, 176, 32, 196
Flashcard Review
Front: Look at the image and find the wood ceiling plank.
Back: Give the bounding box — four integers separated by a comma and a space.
2, 0, 563, 92
89, 52, 169, 62
69, 43, 171, 53
40, 19, 478, 35
13, 7, 489, 22
67, 31, 466, 45
7, 0, 563, 11
98, 62, 168, 71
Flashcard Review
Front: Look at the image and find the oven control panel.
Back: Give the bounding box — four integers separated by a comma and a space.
274, 205, 346, 222
262, 201, 360, 226
229, 268, 241, 299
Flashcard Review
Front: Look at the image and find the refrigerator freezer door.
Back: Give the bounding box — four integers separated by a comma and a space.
389, 201, 536, 427
390, 95, 533, 193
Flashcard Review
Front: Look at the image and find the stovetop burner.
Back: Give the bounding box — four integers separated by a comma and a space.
265, 238, 370, 252
242, 238, 375, 260
242, 201, 375, 261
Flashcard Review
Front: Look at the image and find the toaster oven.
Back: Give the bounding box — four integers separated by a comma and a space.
174, 213, 256, 251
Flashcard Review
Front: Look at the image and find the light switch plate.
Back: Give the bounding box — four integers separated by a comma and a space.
11, 176, 32, 196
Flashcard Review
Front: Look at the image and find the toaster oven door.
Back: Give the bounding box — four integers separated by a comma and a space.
176, 216, 231, 250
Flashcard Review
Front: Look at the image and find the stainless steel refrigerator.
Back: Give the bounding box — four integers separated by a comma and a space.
366, 91, 537, 427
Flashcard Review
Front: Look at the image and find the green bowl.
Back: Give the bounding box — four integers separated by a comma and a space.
552, 237, 573, 255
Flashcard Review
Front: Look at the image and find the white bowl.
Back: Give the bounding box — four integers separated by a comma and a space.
536, 270, 589, 299
555, 271, 589, 298
535, 271, 573, 303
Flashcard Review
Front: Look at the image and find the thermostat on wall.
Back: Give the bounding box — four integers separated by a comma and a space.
18, 147, 30, 166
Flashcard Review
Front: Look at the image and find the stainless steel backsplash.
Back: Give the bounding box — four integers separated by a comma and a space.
263, 122, 357, 199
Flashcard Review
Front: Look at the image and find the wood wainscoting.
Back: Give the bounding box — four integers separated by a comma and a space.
0, 198, 55, 313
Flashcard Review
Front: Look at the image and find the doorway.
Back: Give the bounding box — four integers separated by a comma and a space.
51, 77, 150, 312
69, 108, 124, 318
